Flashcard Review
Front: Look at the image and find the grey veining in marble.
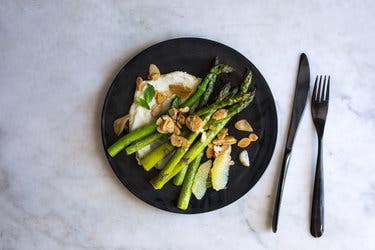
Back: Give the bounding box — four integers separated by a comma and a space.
1, 0, 375, 249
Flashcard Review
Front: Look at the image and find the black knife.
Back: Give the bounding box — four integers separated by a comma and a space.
272, 53, 310, 233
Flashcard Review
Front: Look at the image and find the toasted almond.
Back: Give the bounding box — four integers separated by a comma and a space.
237, 137, 251, 148
235, 119, 253, 132
168, 108, 179, 120
217, 128, 228, 140
155, 91, 168, 104
207, 143, 214, 149
113, 114, 130, 136
213, 135, 237, 145
177, 113, 186, 125
186, 115, 203, 132
170, 134, 190, 148
200, 131, 207, 143
209, 125, 216, 131
136, 76, 143, 91
239, 150, 250, 167
206, 147, 214, 158
151, 104, 162, 117
249, 133, 259, 141
149, 64, 160, 75
212, 109, 228, 120
156, 115, 175, 134
169, 84, 193, 99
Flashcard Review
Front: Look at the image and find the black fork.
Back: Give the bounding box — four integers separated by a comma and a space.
310, 75, 330, 237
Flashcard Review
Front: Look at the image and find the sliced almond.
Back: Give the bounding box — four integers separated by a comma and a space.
170, 134, 190, 148
186, 115, 203, 132
168, 108, 179, 120
249, 133, 259, 141
212, 109, 228, 120
200, 131, 207, 143
217, 128, 228, 140
235, 119, 253, 132
239, 150, 250, 167
113, 114, 130, 136
148, 64, 160, 80
169, 84, 193, 99
136, 76, 143, 91
156, 115, 175, 134
155, 91, 168, 104
151, 104, 162, 117
212, 135, 237, 145
237, 137, 251, 148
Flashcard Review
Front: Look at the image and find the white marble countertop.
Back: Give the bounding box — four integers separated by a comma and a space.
1, 1, 374, 249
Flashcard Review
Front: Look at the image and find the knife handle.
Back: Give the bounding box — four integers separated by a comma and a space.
272, 148, 291, 233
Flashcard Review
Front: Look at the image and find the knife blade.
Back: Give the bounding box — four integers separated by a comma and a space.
272, 53, 310, 233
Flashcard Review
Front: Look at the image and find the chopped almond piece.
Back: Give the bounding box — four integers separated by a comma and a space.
148, 64, 160, 80
217, 128, 228, 140
212, 136, 237, 145
173, 125, 181, 135
235, 119, 253, 132
156, 115, 175, 134
170, 134, 190, 148
186, 115, 203, 132
136, 76, 143, 91
237, 138, 251, 148
155, 91, 168, 104
212, 109, 228, 120
249, 133, 259, 141
169, 84, 193, 99
151, 104, 162, 117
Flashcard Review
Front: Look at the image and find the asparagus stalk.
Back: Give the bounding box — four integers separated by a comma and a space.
240, 70, 253, 94
140, 142, 174, 171
177, 151, 204, 210
125, 133, 167, 155
150, 100, 252, 189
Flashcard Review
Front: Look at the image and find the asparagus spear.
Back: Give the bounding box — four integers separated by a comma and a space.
172, 164, 188, 186
125, 133, 167, 155
150, 100, 252, 189
195, 92, 252, 116
117, 63, 234, 157
140, 142, 174, 171
177, 151, 204, 210
240, 70, 252, 94
107, 124, 157, 157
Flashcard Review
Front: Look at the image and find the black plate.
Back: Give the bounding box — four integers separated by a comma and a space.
101, 38, 277, 213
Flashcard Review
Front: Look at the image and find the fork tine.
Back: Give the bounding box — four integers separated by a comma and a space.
326, 76, 330, 101
312, 76, 318, 101
322, 75, 327, 101
317, 75, 322, 102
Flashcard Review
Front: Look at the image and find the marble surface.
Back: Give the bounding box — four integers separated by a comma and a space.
1, 0, 374, 249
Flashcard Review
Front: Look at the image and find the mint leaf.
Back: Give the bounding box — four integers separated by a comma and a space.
136, 97, 150, 110
171, 97, 180, 108
143, 84, 155, 103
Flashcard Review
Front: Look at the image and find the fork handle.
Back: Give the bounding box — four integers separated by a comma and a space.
311, 138, 324, 237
